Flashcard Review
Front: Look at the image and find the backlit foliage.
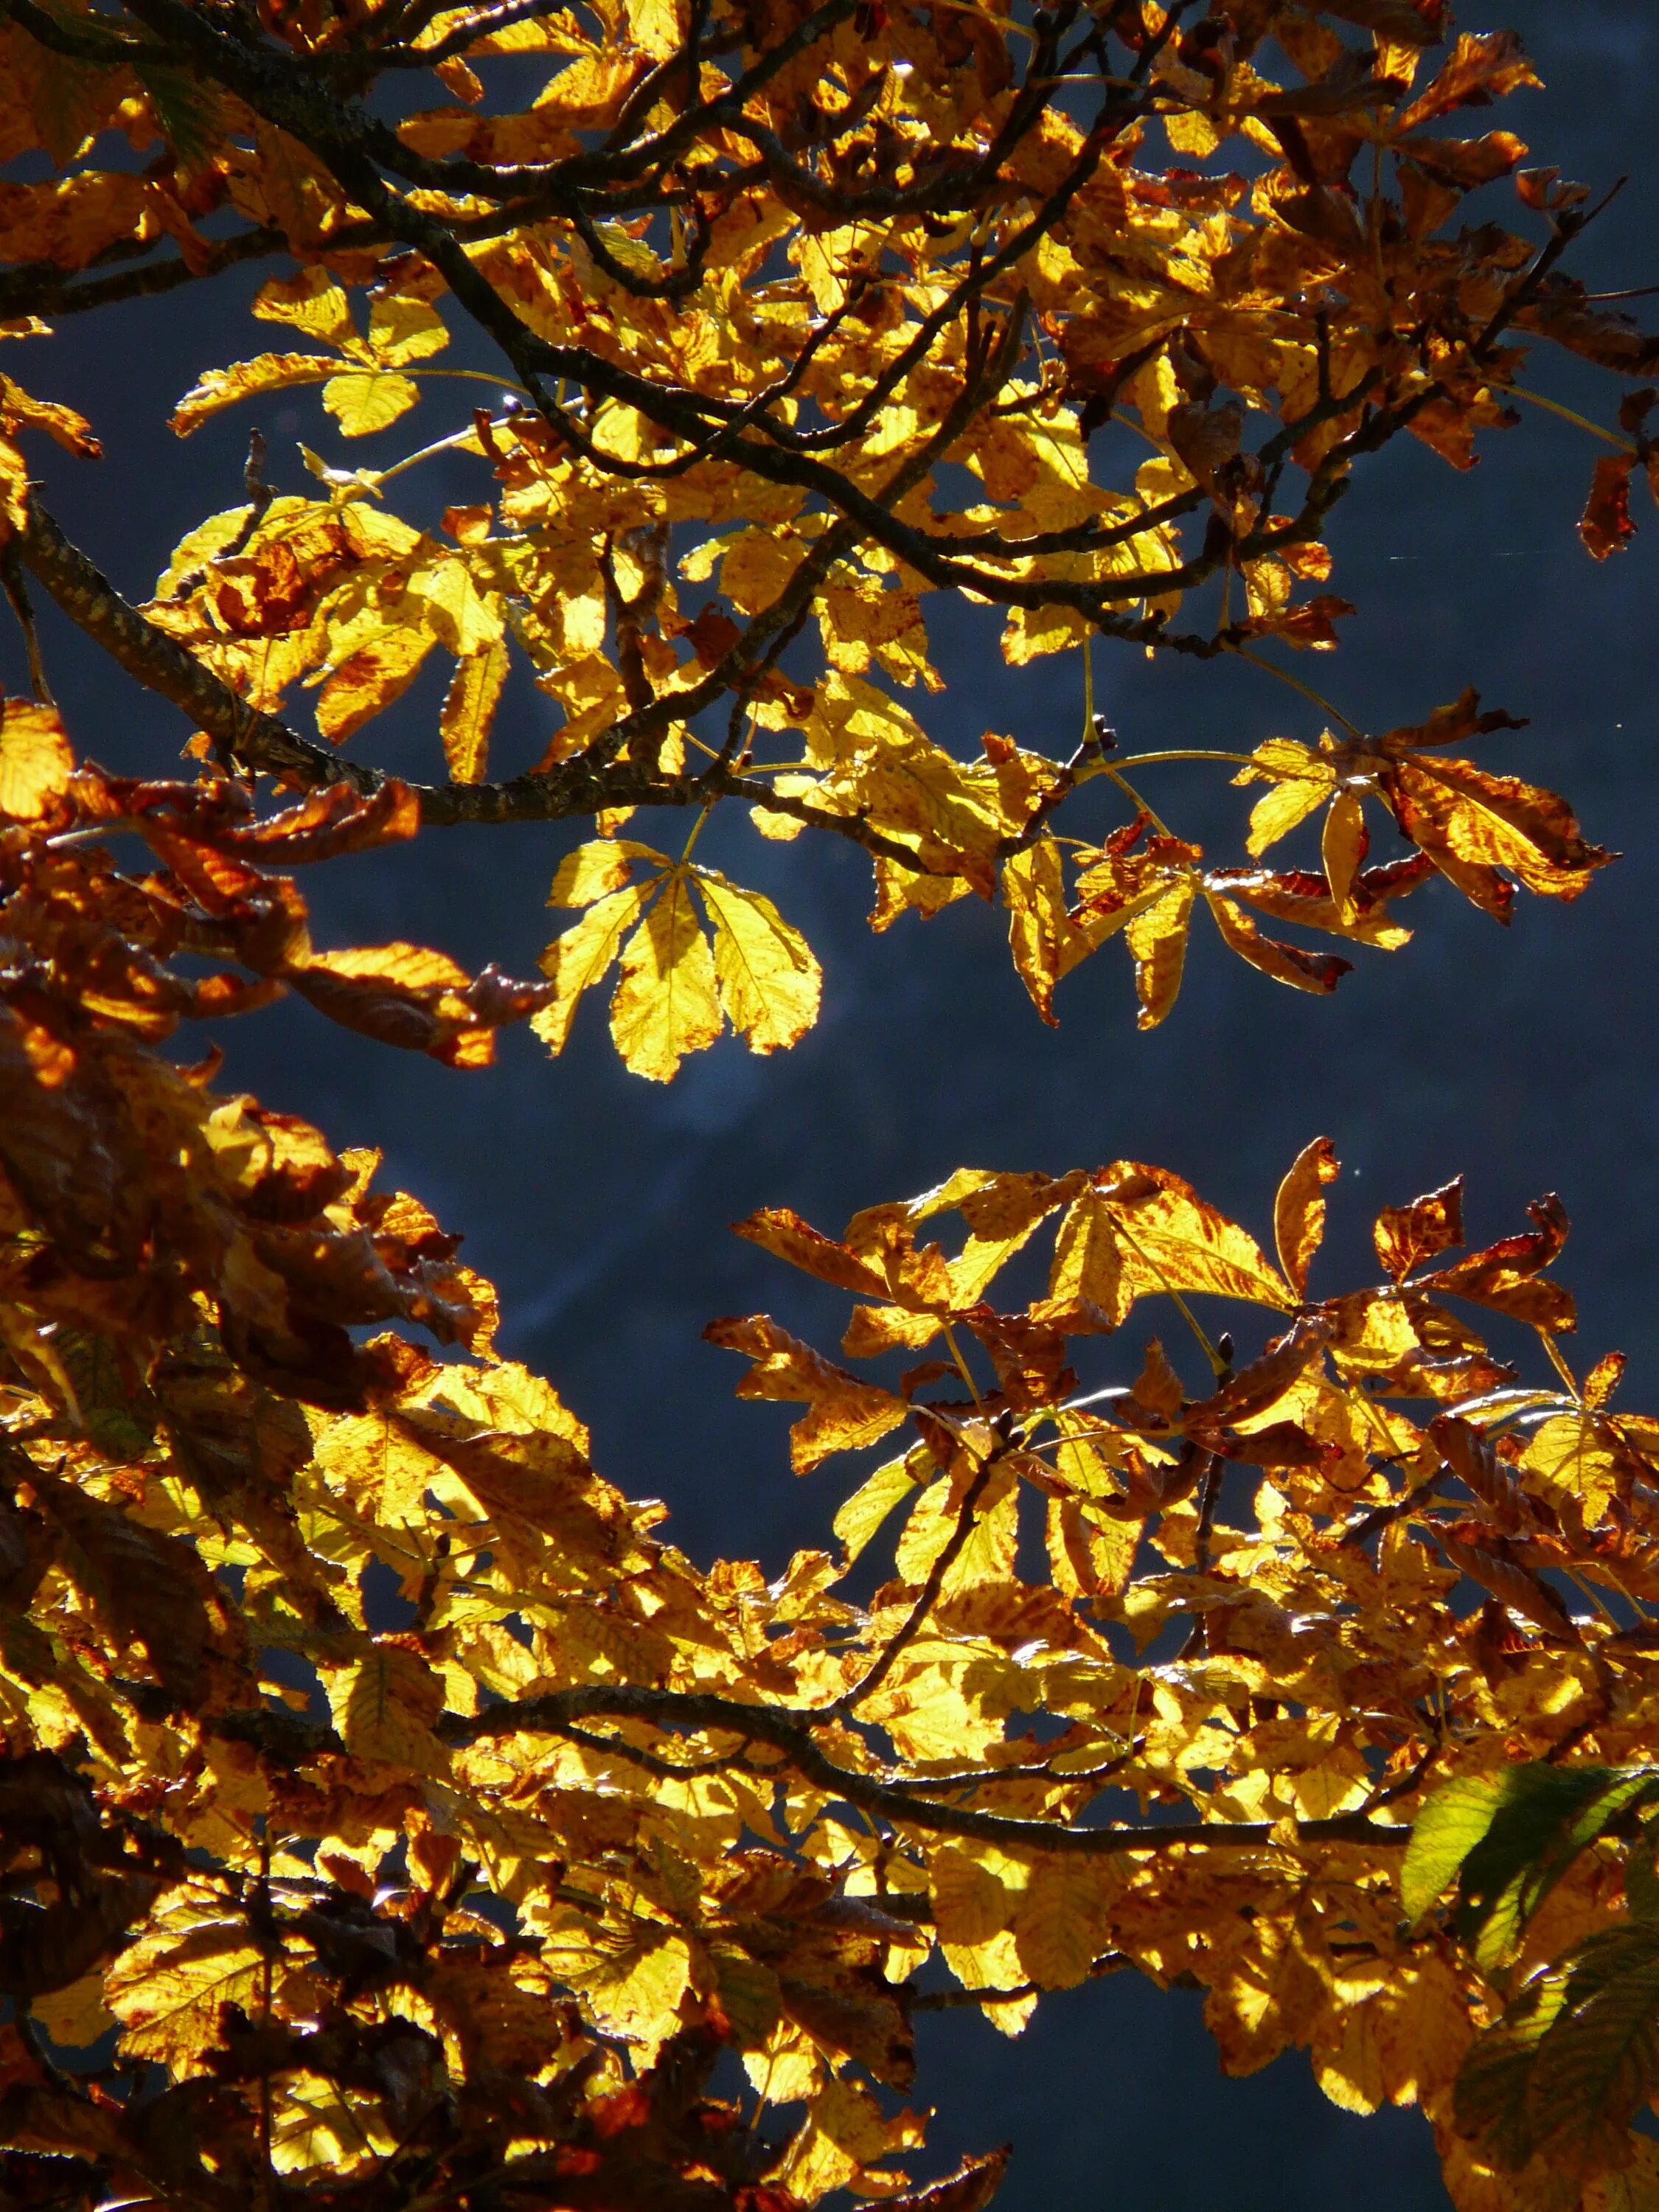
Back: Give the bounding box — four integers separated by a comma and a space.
0, 0, 1655, 2207
0, 0, 1647, 1062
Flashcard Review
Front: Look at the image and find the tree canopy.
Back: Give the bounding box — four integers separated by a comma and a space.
0, 1, 1657, 2208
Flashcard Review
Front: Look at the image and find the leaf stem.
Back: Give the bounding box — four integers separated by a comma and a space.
1115, 748, 1257, 768
1100, 762, 1173, 838
679, 804, 713, 863
1231, 646, 1363, 740
373, 413, 507, 488
1504, 385, 1637, 454
1535, 1326, 1580, 1399
942, 1321, 987, 1411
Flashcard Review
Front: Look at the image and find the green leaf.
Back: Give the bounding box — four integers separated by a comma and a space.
1401, 1770, 1509, 1923
1459, 1767, 1659, 1975
134, 63, 224, 170
1525, 1927, 1659, 2177
1404, 1764, 1659, 1971
1628, 1834, 1659, 1924
1454, 1958, 1573, 2171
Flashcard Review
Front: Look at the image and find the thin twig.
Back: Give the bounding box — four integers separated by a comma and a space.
1, 543, 53, 706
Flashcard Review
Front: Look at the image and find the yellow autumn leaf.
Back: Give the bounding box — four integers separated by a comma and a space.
1520, 1411, 1624, 1527
0, 434, 30, 538
609, 870, 722, 1081
0, 699, 72, 820
32, 1970, 116, 2048
170, 354, 339, 435
323, 369, 420, 437
333, 1643, 448, 1773
315, 627, 435, 743
1107, 1166, 1292, 1310
565, 1924, 694, 2045
406, 549, 502, 655
1012, 1857, 1121, 1990
1322, 787, 1368, 919
692, 867, 822, 1054
440, 641, 509, 782
1124, 878, 1195, 1029
252, 268, 358, 349
271, 2071, 397, 2176
367, 295, 449, 366
1273, 1135, 1340, 1301
549, 838, 666, 907
108, 1913, 267, 2076
1235, 737, 1337, 855
534, 880, 655, 1054
705, 1312, 908, 1472
833, 1453, 928, 1563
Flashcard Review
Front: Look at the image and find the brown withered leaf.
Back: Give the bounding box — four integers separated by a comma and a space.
1419, 1193, 1575, 1331
1385, 756, 1610, 914
731, 1207, 891, 1300
883, 2146, 1011, 2212
1438, 1526, 1580, 1643
1186, 1315, 1332, 1434
1374, 1176, 1465, 1281
286, 944, 552, 1066
25, 1461, 234, 1703
1208, 894, 1353, 995
1579, 452, 1638, 560
1397, 30, 1540, 128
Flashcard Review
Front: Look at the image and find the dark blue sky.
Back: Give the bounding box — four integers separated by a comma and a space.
19, 6, 1659, 2199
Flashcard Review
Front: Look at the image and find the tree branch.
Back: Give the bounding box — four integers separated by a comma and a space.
438, 1683, 1413, 1857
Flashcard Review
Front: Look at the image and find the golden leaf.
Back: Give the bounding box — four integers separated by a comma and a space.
1124, 879, 1196, 1029
1236, 737, 1337, 855
704, 1312, 908, 1472
316, 627, 435, 744
323, 369, 420, 437
609, 870, 722, 1081
335, 1644, 448, 1773
692, 867, 822, 1054
1012, 1857, 1120, 1990
1273, 1135, 1340, 1301
833, 1453, 927, 1564
0, 699, 72, 821
108, 1907, 266, 2076
534, 881, 655, 1054
440, 641, 509, 783
170, 354, 338, 435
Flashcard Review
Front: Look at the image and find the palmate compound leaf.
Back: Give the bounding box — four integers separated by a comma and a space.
0, 1078, 1628, 2210
535, 839, 821, 1077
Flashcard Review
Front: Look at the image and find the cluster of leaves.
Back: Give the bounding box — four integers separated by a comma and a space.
0, 0, 1658, 2208
1, 706, 1659, 2209
0, 0, 1647, 1070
